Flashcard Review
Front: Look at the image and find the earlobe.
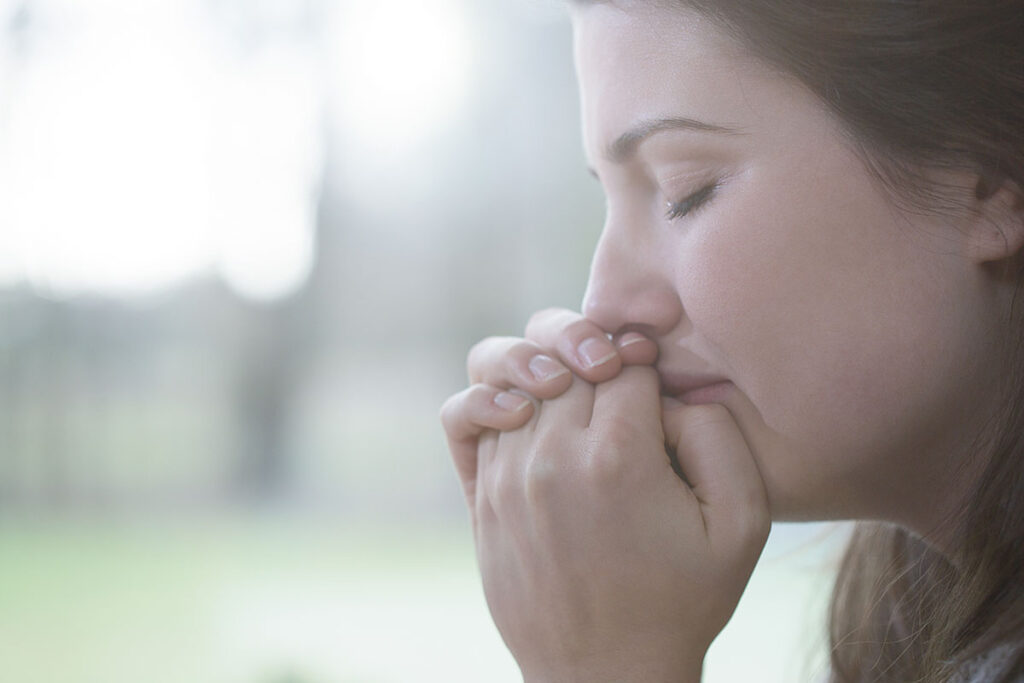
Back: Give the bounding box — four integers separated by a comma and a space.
966, 172, 1024, 265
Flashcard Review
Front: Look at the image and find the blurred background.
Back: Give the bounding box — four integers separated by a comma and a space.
0, 0, 846, 680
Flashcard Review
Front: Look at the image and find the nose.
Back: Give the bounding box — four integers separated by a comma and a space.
581, 219, 683, 337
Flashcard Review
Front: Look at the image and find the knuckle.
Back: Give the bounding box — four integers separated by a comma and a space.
718, 497, 770, 558
468, 339, 487, 382
467, 382, 494, 405
580, 431, 629, 486
507, 340, 541, 376
466, 337, 497, 379
439, 390, 467, 431
530, 431, 564, 462
469, 336, 546, 386
737, 507, 771, 545
562, 317, 601, 345
441, 384, 499, 433
586, 448, 628, 488
523, 451, 560, 501
592, 413, 644, 449
466, 337, 491, 364
727, 517, 770, 566
525, 307, 576, 340
525, 307, 562, 333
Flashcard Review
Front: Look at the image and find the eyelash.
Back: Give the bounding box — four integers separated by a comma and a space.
664, 181, 719, 222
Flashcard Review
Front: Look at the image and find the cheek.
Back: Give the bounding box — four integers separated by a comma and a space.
679, 176, 974, 470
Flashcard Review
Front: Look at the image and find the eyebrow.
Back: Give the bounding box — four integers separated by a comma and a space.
601, 116, 745, 165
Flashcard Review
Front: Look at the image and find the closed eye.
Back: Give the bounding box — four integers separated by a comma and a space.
665, 182, 719, 221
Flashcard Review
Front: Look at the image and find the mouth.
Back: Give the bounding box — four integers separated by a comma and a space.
658, 370, 734, 405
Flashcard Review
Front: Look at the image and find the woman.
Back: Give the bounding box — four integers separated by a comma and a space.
440, 1, 1024, 681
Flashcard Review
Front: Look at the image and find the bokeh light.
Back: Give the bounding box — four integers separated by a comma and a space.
329, 0, 475, 155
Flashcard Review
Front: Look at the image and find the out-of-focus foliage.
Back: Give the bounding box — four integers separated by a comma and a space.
0, 0, 601, 515
0, 1, 836, 681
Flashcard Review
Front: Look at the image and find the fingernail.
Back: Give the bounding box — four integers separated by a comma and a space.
494, 391, 530, 412
577, 337, 617, 369
528, 355, 569, 382
616, 332, 649, 349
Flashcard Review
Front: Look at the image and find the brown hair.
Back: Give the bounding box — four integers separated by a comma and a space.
571, 0, 1024, 680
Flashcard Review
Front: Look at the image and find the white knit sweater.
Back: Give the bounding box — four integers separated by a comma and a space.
953, 645, 1020, 683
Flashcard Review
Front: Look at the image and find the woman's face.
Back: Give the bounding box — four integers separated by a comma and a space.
572, 3, 1002, 531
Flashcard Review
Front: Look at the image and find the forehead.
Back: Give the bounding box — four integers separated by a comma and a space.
570, 4, 806, 161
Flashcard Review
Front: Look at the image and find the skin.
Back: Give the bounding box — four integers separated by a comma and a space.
570, 2, 1014, 533
440, 2, 1024, 679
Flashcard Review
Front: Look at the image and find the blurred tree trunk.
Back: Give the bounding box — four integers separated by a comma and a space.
229, 162, 332, 503
232, 302, 298, 501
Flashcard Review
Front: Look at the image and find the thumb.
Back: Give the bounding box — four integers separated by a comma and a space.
662, 398, 770, 549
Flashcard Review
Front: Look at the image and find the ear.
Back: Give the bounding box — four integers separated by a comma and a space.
965, 169, 1024, 265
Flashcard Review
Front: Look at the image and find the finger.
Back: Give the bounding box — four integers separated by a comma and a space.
590, 365, 663, 435
466, 336, 573, 400
535, 373, 596, 432
662, 400, 770, 548
612, 330, 659, 366
440, 385, 535, 496
474, 429, 499, 537
524, 308, 624, 383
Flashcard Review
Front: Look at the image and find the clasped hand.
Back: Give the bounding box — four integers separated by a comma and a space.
440, 309, 770, 683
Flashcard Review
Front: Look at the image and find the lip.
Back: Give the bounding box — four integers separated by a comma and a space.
658, 370, 734, 405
